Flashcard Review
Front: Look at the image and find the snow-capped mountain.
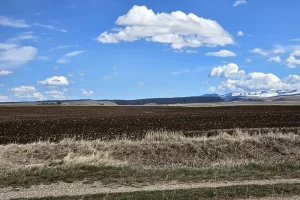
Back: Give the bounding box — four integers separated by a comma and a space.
203, 90, 300, 101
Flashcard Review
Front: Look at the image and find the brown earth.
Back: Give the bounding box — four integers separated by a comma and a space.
1, 106, 300, 144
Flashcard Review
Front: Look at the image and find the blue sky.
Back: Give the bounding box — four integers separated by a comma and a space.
0, 0, 300, 101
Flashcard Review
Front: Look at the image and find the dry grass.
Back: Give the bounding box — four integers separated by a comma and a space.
0, 129, 300, 187
1, 129, 299, 170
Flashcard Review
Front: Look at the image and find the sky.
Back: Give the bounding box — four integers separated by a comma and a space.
0, 0, 300, 101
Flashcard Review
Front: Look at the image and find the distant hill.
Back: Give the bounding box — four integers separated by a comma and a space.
2, 89, 300, 106
112, 96, 224, 105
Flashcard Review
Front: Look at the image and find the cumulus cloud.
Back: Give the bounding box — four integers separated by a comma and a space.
0, 70, 12, 76
0, 43, 18, 50
218, 72, 287, 92
206, 50, 236, 57
286, 50, 300, 68
268, 56, 282, 63
209, 63, 300, 92
284, 75, 300, 84
56, 50, 85, 64
38, 76, 69, 86
0, 16, 30, 28
237, 31, 244, 36
81, 89, 94, 96
96, 5, 234, 49
10, 86, 45, 100
45, 90, 65, 99
250, 48, 269, 56
0, 95, 8, 102
0, 45, 37, 69
210, 63, 245, 78
250, 46, 286, 57
233, 0, 247, 7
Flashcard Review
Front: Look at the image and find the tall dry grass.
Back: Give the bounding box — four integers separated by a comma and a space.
0, 129, 299, 174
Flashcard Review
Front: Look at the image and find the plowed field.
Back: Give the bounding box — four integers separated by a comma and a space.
1, 106, 300, 144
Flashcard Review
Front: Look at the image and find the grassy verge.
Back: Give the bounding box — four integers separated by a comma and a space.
13, 183, 300, 200
1, 129, 300, 187
2, 162, 300, 188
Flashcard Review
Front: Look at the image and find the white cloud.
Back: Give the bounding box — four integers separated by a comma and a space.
0, 43, 18, 50
0, 70, 12, 76
0, 45, 37, 69
57, 58, 68, 64
286, 50, 300, 68
268, 56, 282, 63
172, 70, 191, 76
53, 66, 59, 70
68, 73, 74, 77
0, 84, 3, 87
209, 63, 300, 92
272, 44, 300, 53
64, 51, 85, 57
8, 32, 38, 42
137, 82, 145, 87
79, 72, 84, 76
217, 72, 296, 92
96, 5, 234, 49
10, 85, 45, 100
272, 47, 285, 54
206, 50, 236, 57
45, 90, 65, 99
210, 63, 245, 78
237, 31, 244, 36
250, 48, 269, 56
233, 0, 247, 7
33, 23, 67, 32
49, 45, 70, 52
208, 86, 217, 93
0, 16, 30, 28
81, 89, 94, 96
0, 95, 8, 102
56, 51, 85, 64
38, 76, 69, 86
284, 75, 300, 84
246, 59, 252, 62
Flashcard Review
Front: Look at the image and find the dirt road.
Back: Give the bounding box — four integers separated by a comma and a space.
1, 178, 299, 200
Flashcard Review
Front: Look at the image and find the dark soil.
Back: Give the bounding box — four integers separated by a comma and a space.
1, 106, 300, 144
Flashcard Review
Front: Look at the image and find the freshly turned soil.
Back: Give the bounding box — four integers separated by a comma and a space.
0, 106, 300, 144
